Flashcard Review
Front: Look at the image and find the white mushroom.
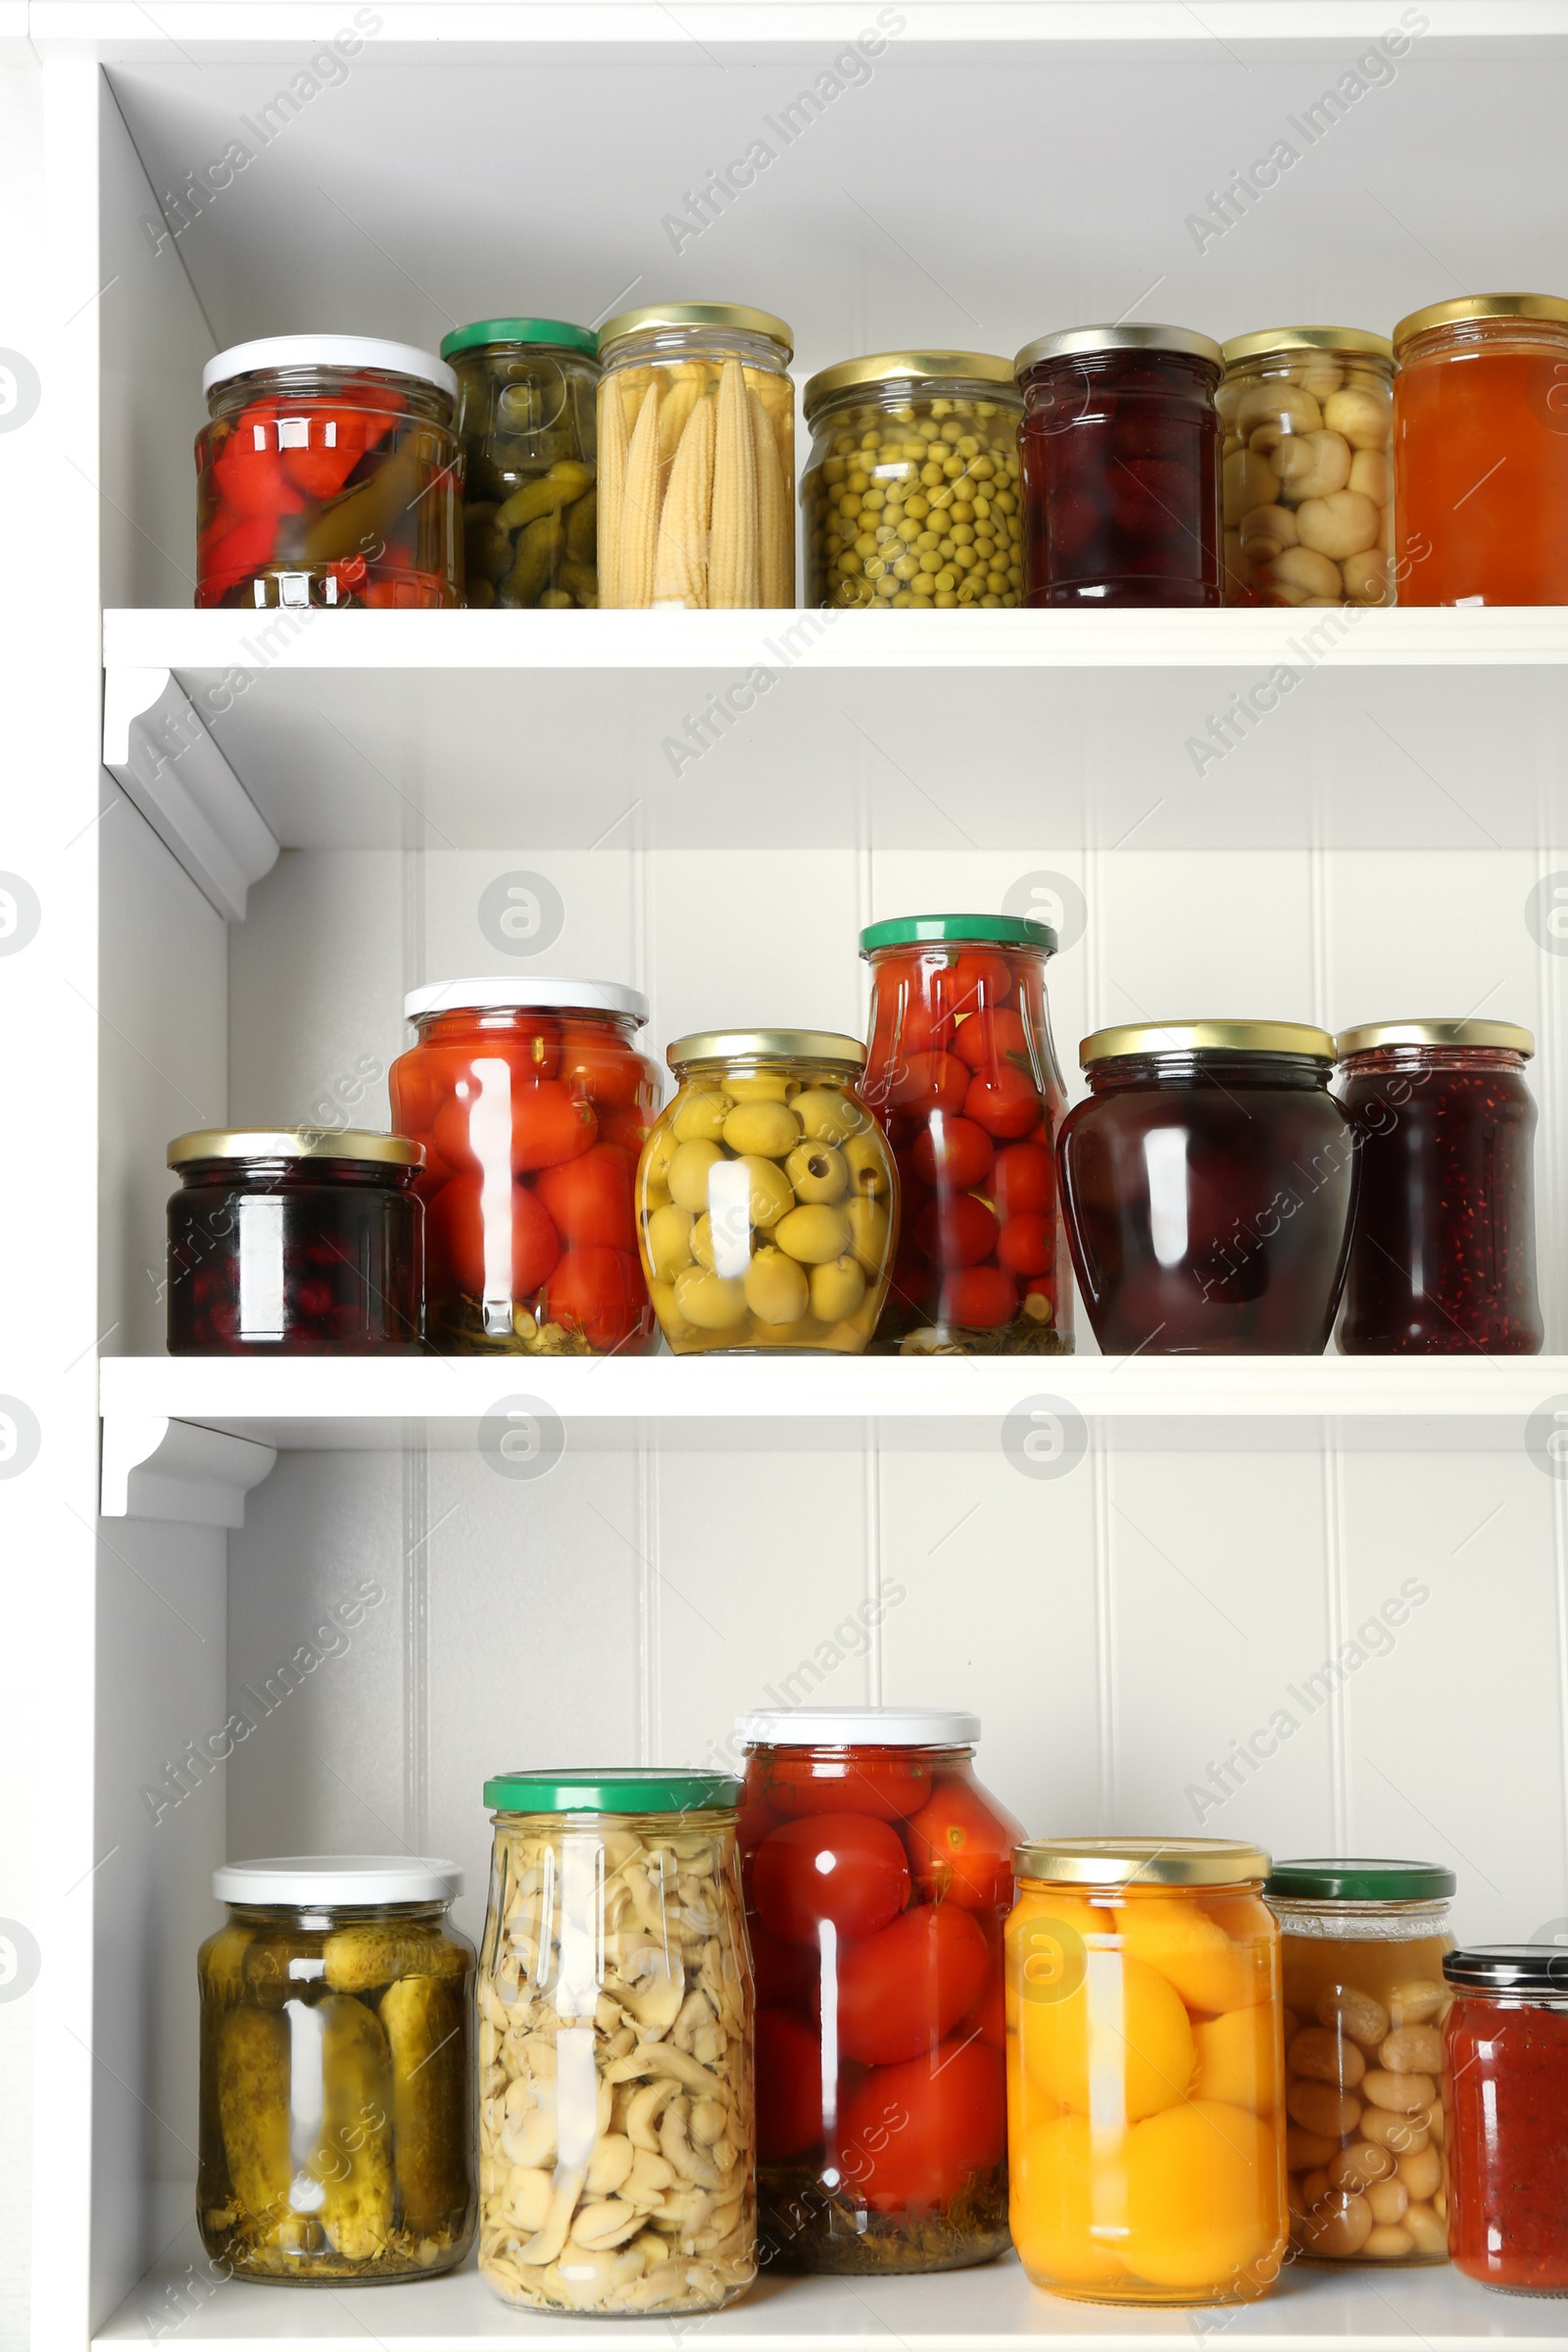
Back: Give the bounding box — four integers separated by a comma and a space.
571, 2199, 645, 2249
1223, 447, 1278, 525
1295, 489, 1381, 561
690, 2097, 726, 2144
501, 2168, 555, 2232
1348, 447, 1392, 506
1239, 503, 1298, 561
607, 2041, 722, 2098
1269, 545, 1344, 605
1270, 430, 1351, 502
585, 2132, 635, 2196
621, 2148, 676, 2209
517, 2163, 587, 2268
1325, 384, 1392, 450
1342, 549, 1394, 605
661, 2099, 722, 2188
670, 1989, 712, 2054
625, 2078, 682, 2152
500, 2080, 557, 2170
1237, 380, 1322, 436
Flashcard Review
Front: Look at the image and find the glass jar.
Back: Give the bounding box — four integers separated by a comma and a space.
1007, 1838, 1286, 2307
1015, 324, 1224, 608
1443, 1945, 1568, 2293
859, 914, 1071, 1355
166, 1127, 423, 1354
637, 1030, 895, 1353
1218, 328, 1395, 608
595, 302, 795, 608
1394, 295, 1568, 605
737, 1705, 1020, 2276
197, 1855, 474, 2282
1266, 1858, 1455, 2266
196, 335, 462, 610
441, 318, 600, 610
1336, 1021, 1542, 1354
389, 979, 658, 1356
800, 353, 1023, 610
1056, 1021, 1355, 1353
476, 1768, 754, 2316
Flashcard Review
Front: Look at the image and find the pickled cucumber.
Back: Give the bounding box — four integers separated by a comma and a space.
383, 1975, 470, 2233
313, 1994, 394, 2261
322, 1921, 462, 1992
218, 2004, 291, 2221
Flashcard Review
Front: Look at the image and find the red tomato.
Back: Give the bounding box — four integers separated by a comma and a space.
950, 951, 1014, 1013
738, 1779, 783, 1856
600, 1102, 651, 1161
1023, 1274, 1056, 1313
953, 1006, 1028, 1071
835, 1903, 991, 2065
910, 1115, 995, 1193
749, 1919, 818, 2013
768, 1753, 933, 1822
559, 1026, 644, 1108
939, 1265, 1016, 1330
535, 1145, 636, 1250
913, 1194, 1000, 1270
963, 1062, 1040, 1139
424, 1176, 560, 1299
757, 2008, 824, 2163
512, 1080, 598, 1171
508, 1026, 564, 1080
996, 1212, 1053, 1277
838, 2037, 1005, 2211
962, 1917, 1008, 2050
542, 1246, 645, 1351
992, 1141, 1055, 1217
753, 1815, 910, 1946
888, 1256, 936, 1318
903, 1777, 1023, 1910
885, 1052, 967, 1116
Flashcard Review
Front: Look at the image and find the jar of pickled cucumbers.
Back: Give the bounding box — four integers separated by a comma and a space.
595, 303, 795, 608
637, 1031, 896, 1352
801, 353, 1023, 610
1007, 1838, 1287, 2307
476, 1769, 755, 2315
197, 1856, 475, 2282
1219, 329, 1395, 608
1266, 1858, 1454, 2266
441, 318, 600, 609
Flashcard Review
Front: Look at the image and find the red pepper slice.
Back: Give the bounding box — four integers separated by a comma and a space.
211, 400, 304, 520
279, 403, 395, 500
198, 511, 278, 586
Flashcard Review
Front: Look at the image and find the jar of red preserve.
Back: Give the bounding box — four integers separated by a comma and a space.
1014, 323, 1224, 608
860, 915, 1071, 1354
1336, 1021, 1542, 1354
1443, 1945, 1568, 2293
388, 979, 658, 1354
737, 1704, 1021, 2275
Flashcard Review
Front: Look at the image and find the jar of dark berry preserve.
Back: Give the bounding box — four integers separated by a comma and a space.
1444, 1946, 1568, 2295
1336, 1021, 1542, 1354
1014, 324, 1224, 608
167, 1128, 424, 1354
1056, 1022, 1355, 1353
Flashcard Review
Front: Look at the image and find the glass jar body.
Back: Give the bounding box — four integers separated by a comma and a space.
742, 1741, 1018, 2274
1395, 318, 1568, 605
802, 374, 1023, 610
1019, 349, 1222, 609
637, 1057, 896, 1353
1338, 1045, 1542, 1353
1219, 347, 1394, 608
450, 339, 600, 609
167, 1155, 422, 1353
597, 323, 794, 608
1057, 1053, 1355, 1353
1006, 1876, 1286, 2304
197, 1898, 474, 2281
476, 1806, 755, 2314
196, 365, 462, 610
388, 1006, 659, 1355
1445, 1989, 1568, 2292
862, 941, 1071, 1354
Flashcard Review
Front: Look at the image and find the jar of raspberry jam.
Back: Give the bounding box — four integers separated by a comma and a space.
167, 1128, 423, 1354
1443, 1946, 1568, 2293
1336, 1021, 1542, 1354
1056, 1022, 1354, 1354
1014, 324, 1223, 608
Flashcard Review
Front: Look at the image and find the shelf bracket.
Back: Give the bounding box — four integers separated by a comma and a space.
102, 1413, 277, 1527
103, 667, 279, 922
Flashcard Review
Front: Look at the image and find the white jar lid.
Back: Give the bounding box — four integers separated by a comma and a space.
203, 334, 458, 402
735, 1705, 980, 1747
405, 976, 650, 1024
214, 1854, 462, 1904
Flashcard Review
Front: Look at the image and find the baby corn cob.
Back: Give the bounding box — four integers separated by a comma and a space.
597, 382, 628, 609
709, 358, 760, 608
618, 381, 662, 609
751, 387, 791, 607
658, 369, 706, 499
653, 392, 716, 609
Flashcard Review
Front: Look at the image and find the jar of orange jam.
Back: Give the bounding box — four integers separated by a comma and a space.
1393, 294, 1568, 605
1006, 1838, 1287, 2308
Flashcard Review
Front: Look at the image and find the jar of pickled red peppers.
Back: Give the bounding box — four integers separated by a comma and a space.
196, 336, 463, 610
1266, 1858, 1454, 2266
1219, 329, 1395, 608
1006, 1838, 1287, 2306
595, 303, 795, 609
1443, 1945, 1568, 2294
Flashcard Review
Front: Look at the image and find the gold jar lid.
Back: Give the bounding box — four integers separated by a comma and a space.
168, 1127, 423, 1167
1080, 1019, 1335, 1067
1014, 322, 1223, 375
667, 1030, 865, 1071
1393, 293, 1568, 352
1221, 325, 1393, 366
1336, 1018, 1535, 1058
803, 350, 1016, 421
1015, 1836, 1270, 1886
598, 302, 793, 362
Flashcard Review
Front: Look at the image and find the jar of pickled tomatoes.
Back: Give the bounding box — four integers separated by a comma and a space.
738, 1706, 1021, 2275
860, 915, 1070, 1355
1443, 1945, 1568, 2293
1007, 1838, 1287, 2307
389, 980, 658, 1355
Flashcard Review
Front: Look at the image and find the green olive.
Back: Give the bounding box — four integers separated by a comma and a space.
785, 1142, 848, 1202
842, 1133, 889, 1196
737, 1153, 796, 1230
672, 1089, 733, 1144
723, 1100, 801, 1158
810, 1254, 866, 1321
774, 1202, 853, 1264
793, 1086, 864, 1145
724, 1072, 792, 1103
667, 1139, 723, 1213
645, 1203, 694, 1278
691, 1209, 754, 1274
673, 1265, 749, 1330
744, 1248, 809, 1325
642, 1128, 677, 1194
846, 1195, 892, 1275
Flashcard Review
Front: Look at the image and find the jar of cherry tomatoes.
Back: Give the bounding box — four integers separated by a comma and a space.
860, 915, 1071, 1354
737, 1705, 1020, 2276
1443, 1945, 1568, 2294
389, 980, 658, 1355
196, 335, 463, 610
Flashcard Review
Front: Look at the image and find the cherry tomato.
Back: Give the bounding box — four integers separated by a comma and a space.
939, 1265, 1016, 1330
757, 2008, 823, 2163
767, 1752, 933, 1822
913, 1194, 1000, 1270
559, 1025, 644, 1108
885, 1052, 968, 1116
542, 1246, 646, 1351
1023, 1274, 1056, 1314
996, 1212, 1054, 1277
512, 1080, 598, 1171
888, 1256, 936, 1318
903, 1777, 1023, 1910
753, 1814, 910, 1945
963, 1062, 1040, 1139
950, 951, 1014, 1014
535, 1144, 636, 1250
953, 1006, 1028, 1071
749, 1919, 818, 2013
992, 1141, 1055, 1218
835, 1902, 992, 2065
838, 2036, 1005, 2212
424, 1176, 560, 1299
910, 1116, 994, 1193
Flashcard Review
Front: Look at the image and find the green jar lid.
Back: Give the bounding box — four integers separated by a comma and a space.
440, 318, 598, 362
859, 912, 1058, 955
1266, 1857, 1456, 1903
484, 1767, 742, 1815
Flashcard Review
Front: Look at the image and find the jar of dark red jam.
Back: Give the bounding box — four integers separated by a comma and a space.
167, 1128, 423, 1354
1336, 1021, 1542, 1355
1056, 1022, 1355, 1354
1014, 323, 1223, 608
1443, 1945, 1568, 2294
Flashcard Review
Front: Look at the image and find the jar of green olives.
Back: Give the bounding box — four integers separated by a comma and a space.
801, 354, 1024, 610
441, 318, 600, 609
636, 1031, 897, 1352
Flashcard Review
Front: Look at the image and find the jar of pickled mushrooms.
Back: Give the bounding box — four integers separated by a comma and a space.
1219, 328, 1395, 608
